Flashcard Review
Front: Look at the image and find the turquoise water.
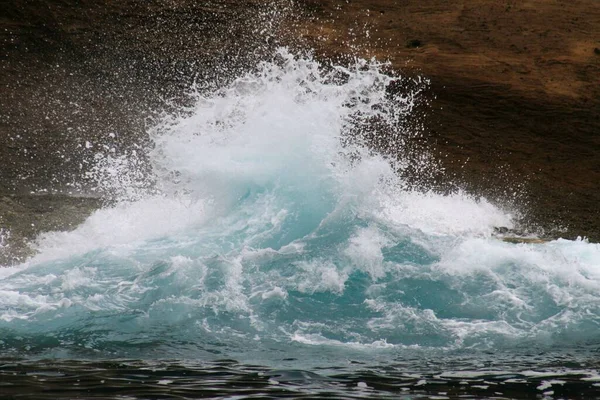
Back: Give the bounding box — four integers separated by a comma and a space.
2, 50, 600, 398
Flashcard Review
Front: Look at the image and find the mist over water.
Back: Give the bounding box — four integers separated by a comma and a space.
2, 49, 600, 398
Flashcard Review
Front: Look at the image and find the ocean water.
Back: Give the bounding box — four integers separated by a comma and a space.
2, 49, 600, 399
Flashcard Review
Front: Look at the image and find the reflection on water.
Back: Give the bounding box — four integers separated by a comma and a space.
3, 352, 600, 399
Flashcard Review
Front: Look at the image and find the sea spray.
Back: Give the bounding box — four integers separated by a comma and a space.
1, 50, 600, 369
0, 228, 9, 248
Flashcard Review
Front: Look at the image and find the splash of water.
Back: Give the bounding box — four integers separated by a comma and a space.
0, 228, 9, 250
1, 50, 599, 368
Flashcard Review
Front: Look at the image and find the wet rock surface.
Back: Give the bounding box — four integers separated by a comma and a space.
1, 0, 599, 262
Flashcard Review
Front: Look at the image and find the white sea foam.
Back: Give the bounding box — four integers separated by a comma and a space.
27, 195, 208, 264
374, 189, 513, 237
291, 333, 397, 350
344, 226, 390, 280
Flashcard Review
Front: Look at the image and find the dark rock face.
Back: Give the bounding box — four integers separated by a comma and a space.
1, 0, 599, 262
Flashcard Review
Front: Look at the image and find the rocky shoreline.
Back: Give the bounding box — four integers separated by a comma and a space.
1, 0, 599, 264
